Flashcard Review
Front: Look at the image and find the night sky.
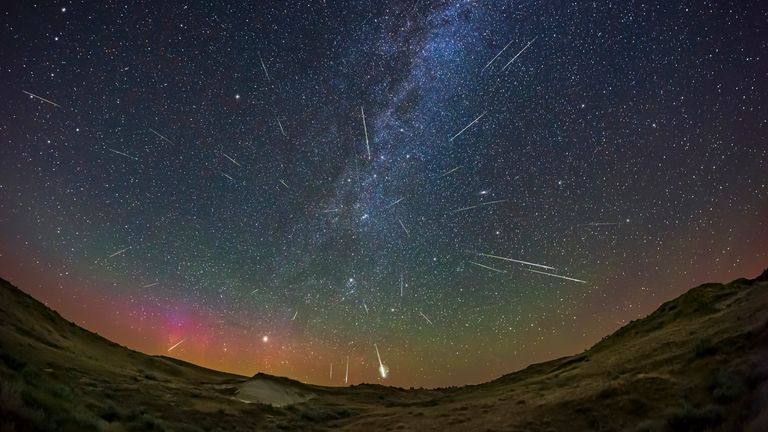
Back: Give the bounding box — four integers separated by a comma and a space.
1, 0, 767, 387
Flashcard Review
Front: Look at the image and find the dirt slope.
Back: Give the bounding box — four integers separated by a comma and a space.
1, 270, 767, 431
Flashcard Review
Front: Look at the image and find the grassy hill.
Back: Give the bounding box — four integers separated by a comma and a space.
1, 270, 767, 431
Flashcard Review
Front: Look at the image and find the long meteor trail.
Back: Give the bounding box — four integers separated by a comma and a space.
374, 343, 388, 379
452, 199, 508, 213
361, 106, 371, 159
107, 148, 138, 160
108, 247, 131, 258
419, 310, 434, 325
468, 261, 506, 273
167, 338, 187, 352
478, 253, 556, 270
22, 90, 61, 107
527, 268, 587, 283
221, 152, 241, 166
450, 111, 486, 141
501, 37, 538, 71
482, 40, 514, 71
149, 128, 174, 145
259, 53, 271, 81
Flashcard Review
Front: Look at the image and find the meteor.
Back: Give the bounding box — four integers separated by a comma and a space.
468, 261, 506, 273
149, 128, 174, 145
279, 179, 290, 189
292, 310, 298, 320
222, 173, 235, 181
400, 273, 404, 297
419, 310, 434, 325
107, 148, 138, 160
452, 199, 508, 213
108, 247, 131, 258
22, 90, 61, 107
387, 197, 405, 208
167, 338, 186, 352
527, 268, 587, 283
398, 219, 410, 237
449, 111, 486, 141
441, 166, 462, 176
345, 356, 349, 384
142, 282, 159, 288
259, 53, 271, 80
330, 363, 333, 381
482, 40, 514, 71
478, 253, 556, 270
361, 106, 371, 159
221, 152, 241, 167
277, 117, 287, 137
501, 37, 538, 71
374, 343, 388, 379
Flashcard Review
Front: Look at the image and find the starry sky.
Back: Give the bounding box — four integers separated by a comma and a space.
1, 0, 767, 387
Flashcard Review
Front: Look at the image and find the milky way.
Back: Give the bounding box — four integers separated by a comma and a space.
1, 0, 767, 387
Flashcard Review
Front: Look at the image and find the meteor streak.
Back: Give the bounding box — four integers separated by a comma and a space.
527, 268, 587, 283
221, 152, 241, 166
398, 218, 410, 237
142, 282, 159, 288
450, 111, 486, 141
468, 261, 506, 273
501, 37, 538, 71
361, 106, 371, 159
277, 117, 287, 136
419, 310, 434, 325
478, 253, 556, 270
345, 356, 349, 384
167, 338, 187, 352
22, 90, 61, 107
482, 40, 514, 71
107, 148, 137, 160
259, 53, 271, 80
222, 173, 235, 181
387, 197, 405, 208
441, 166, 462, 176
452, 199, 508, 213
374, 344, 388, 379
149, 128, 174, 145
108, 247, 131, 258
292, 310, 298, 320
279, 179, 290, 188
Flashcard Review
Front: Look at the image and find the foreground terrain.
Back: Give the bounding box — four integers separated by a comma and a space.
1, 270, 768, 431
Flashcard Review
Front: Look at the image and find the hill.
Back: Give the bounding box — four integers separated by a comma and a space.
1, 270, 767, 431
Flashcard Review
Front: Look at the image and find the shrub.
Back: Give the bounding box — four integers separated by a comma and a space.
666, 403, 723, 432
693, 339, 717, 358
710, 368, 747, 402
